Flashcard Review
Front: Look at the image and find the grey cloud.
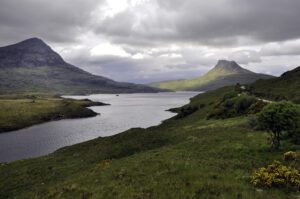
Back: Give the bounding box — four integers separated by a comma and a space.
260, 40, 300, 56
1, 0, 300, 83
96, 0, 300, 47
228, 50, 262, 65
0, 0, 102, 45
81, 60, 203, 83
245, 55, 300, 76
68, 50, 204, 83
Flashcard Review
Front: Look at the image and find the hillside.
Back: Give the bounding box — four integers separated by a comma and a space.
0, 38, 161, 94
0, 87, 298, 198
150, 60, 273, 91
251, 66, 300, 103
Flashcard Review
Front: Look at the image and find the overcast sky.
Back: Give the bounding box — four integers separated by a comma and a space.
1, 0, 300, 83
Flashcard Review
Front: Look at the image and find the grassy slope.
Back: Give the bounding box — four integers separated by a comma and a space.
0, 95, 107, 133
149, 67, 235, 90
252, 66, 300, 103
0, 87, 299, 199
150, 69, 272, 91
150, 75, 217, 91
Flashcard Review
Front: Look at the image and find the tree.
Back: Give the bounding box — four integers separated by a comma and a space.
257, 101, 300, 150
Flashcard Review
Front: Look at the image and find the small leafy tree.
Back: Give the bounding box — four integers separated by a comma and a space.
257, 101, 300, 150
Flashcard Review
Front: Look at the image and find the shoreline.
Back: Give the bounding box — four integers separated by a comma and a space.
0, 96, 109, 134
0, 92, 195, 163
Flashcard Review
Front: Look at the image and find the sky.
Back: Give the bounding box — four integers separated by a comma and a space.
1, 0, 300, 83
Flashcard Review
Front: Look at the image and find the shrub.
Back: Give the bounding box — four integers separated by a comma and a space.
222, 91, 238, 101
247, 115, 260, 130
251, 161, 300, 190
257, 101, 300, 150
208, 93, 266, 119
284, 151, 298, 162
290, 128, 300, 144
199, 103, 205, 109
234, 95, 257, 114
175, 106, 199, 119
283, 151, 300, 170
248, 100, 267, 114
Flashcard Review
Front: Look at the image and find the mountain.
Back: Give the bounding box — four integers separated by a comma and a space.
0, 38, 162, 94
149, 60, 274, 91
251, 66, 300, 103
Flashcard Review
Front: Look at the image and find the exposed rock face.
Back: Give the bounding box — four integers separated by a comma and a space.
213, 60, 253, 74
0, 38, 65, 67
0, 38, 162, 94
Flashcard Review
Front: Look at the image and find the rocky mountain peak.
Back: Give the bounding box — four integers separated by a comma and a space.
0, 38, 66, 67
211, 60, 253, 75
215, 60, 242, 70
18, 37, 47, 45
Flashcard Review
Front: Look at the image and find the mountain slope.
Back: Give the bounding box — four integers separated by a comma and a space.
0, 38, 161, 94
150, 60, 273, 91
251, 66, 300, 103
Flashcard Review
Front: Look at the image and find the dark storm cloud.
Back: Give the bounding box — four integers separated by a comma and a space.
1, 0, 300, 50
1, 0, 300, 52
0, 0, 102, 45
1, 0, 300, 82
96, 0, 300, 47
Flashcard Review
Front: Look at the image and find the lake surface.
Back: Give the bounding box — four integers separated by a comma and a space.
0, 92, 199, 162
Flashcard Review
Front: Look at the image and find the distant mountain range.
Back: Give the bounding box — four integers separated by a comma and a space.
149, 60, 274, 91
251, 65, 300, 103
0, 38, 162, 94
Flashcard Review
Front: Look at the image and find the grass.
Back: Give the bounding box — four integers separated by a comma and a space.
0, 95, 108, 133
149, 67, 232, 91
0, 87, 299, 198
251, 66, 300, 103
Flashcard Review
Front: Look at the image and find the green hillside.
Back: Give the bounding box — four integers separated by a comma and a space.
251, 66, 300, 103
1, 87, 299, 198
150, 60, 273, 91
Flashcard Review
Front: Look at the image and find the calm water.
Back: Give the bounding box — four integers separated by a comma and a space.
0, 92, 199, 162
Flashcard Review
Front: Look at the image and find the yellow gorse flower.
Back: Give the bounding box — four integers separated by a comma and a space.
251, 161, 300, 190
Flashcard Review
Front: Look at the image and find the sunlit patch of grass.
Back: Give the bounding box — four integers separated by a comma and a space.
0, 95, 105, 133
